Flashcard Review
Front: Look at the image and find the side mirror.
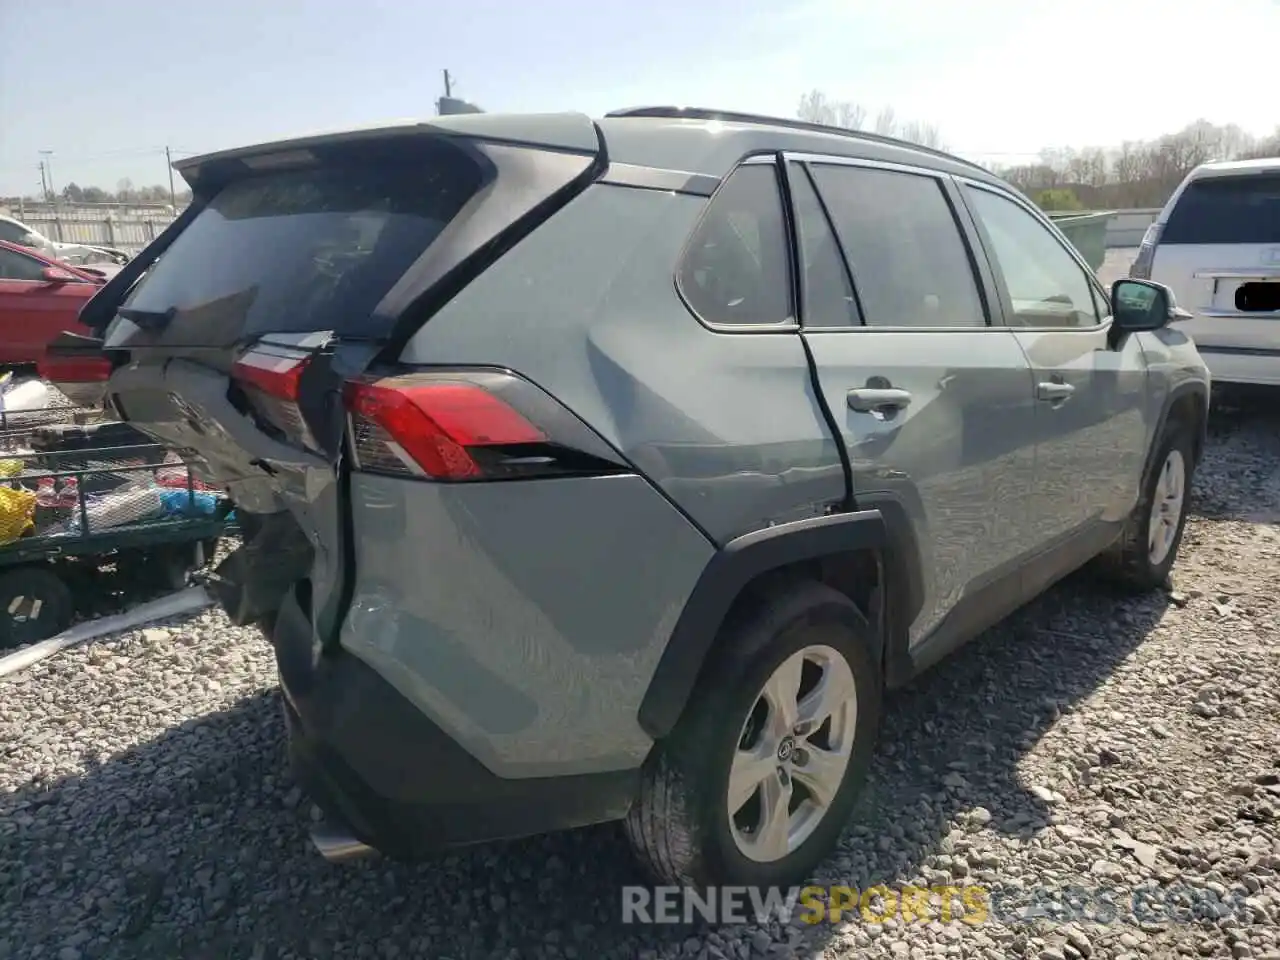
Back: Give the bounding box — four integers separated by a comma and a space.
1110, 278, 1190, 331
17, 233, 43, 249
41, 266, 78, 284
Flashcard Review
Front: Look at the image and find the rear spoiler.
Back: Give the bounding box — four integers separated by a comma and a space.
76, 115, 608, 351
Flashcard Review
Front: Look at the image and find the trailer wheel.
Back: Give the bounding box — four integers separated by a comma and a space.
0, 567, 74, 649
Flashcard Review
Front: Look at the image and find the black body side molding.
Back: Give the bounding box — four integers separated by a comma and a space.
637, 509, 887, 740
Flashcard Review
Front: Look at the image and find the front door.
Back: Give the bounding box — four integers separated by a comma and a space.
787, 156, 1040, 647
0, 246, 93, 365
960, 183, 1149, 552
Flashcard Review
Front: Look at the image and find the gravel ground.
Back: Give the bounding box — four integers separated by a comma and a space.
3, 396, 1278, 960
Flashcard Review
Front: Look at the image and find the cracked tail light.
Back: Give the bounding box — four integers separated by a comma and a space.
343, 370, 630, 482
231, 347, 318, 451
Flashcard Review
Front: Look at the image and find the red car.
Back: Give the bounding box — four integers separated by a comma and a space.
0, 239, 113, 370
0, 239, 119, 407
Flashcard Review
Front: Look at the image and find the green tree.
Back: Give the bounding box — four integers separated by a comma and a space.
1032, 188, 1084, 212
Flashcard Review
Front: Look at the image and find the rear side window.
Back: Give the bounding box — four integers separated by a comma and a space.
1162, 174, 1280, 244
121, 141, 483, 345
677, 164, 793, 326
809, 164, 986, 328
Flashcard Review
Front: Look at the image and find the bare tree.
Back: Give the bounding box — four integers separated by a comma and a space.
798, 90, 946, 149
873, 106, 898, 137
999, 119, 1280, 210
1238, 127, 1280, 160
797, 90, 865, 130
899, 120, 945, 150
834, 101, 867, 131
797, 89, 835, 125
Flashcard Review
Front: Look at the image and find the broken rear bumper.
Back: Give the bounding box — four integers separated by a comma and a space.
271, 588, 640, 859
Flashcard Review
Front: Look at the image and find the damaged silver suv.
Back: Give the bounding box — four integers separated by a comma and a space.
58, 107, 1209, 889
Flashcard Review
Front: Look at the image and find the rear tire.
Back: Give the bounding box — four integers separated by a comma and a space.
0, 566, 74, 649
624, 579, 881, 888
1099, 422, 1195, 591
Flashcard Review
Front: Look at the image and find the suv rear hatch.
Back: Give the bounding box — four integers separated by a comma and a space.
1145, 170, 1280, 356
59, 115, 604, 639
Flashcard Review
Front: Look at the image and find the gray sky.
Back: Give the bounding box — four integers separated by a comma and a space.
2, 0, 1277, 196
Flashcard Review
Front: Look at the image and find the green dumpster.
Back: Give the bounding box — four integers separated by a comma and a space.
1047, 211, 1112, 272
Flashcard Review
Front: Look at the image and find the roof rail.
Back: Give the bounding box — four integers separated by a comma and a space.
604, 106, 990, 174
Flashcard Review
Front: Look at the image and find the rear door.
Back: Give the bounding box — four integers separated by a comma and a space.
788, 155, 1039, 648
0, 245, 94, 365
75, 120, 602, 641
1150, 170, 1280, 381
959, 181, 1149, 556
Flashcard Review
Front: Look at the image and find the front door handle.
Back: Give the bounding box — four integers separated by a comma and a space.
1036, 381, 1076, 402
848, 387, 913, 413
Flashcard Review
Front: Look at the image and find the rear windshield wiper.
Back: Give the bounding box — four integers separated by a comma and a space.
116, 306, 178, 331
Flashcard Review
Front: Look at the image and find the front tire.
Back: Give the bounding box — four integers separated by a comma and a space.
1100, 422, 1195, 591
625, 579, 881, 888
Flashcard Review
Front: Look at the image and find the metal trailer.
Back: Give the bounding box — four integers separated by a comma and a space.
0, 419, 232, 647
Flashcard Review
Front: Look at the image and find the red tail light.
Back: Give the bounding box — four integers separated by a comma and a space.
345, 376, 546, 480
344, 370, 629, 482
232, 351, 306, 401
1129, 223, 1162, 280
231, 348, 316, 450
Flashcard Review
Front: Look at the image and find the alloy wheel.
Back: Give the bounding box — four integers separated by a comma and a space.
727, 644, 858, 863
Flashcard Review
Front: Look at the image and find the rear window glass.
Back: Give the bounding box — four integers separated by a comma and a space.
677, 163, 793, 326
122, 143, 483, 345
1162, 174, 1280, 244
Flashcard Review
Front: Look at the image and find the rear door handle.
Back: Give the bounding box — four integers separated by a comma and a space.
847, 388, 913, 413
1036, 381, 1076, 402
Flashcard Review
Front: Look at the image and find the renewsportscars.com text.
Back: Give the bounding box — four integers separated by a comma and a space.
621, 883, 1268, 927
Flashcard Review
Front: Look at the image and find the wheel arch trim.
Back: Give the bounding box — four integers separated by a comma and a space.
638, 509, 891, 740
1148, 380, 1209, 480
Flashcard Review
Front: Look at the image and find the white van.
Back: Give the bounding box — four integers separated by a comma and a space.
1131, 157, 1280, 386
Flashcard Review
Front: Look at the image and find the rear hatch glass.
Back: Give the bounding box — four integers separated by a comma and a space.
116, 139, 483, 348
1162, 174, 1280, 245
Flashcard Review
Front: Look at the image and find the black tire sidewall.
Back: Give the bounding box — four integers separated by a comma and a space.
0, 566, 74, 649
680, 586, 881, 888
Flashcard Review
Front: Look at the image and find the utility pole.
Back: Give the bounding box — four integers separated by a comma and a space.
437, 69, 483, 116
38, 161, 49, 202
39, 151, 56, 201
165, 146, 177, 208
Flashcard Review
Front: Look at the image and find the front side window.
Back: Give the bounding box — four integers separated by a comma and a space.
965, 186, 1099, 329
0, 247, 48, 282
809, 164, 986, 328
677, 163, 793, 326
